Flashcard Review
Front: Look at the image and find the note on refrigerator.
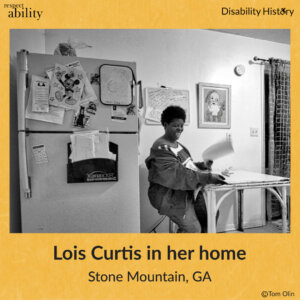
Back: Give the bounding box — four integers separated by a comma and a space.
47, 61, 97, 105
32, 144, 48, 164
48, 63, 84, 110
31, 75, 50, 113
25, 82, 65, 124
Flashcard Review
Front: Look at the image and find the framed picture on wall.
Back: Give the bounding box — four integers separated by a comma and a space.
197, 82, 231, 129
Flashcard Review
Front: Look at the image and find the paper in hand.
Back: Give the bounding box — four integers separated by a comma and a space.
202, 135, 234, 161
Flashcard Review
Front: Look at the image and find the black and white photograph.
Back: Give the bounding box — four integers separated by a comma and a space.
10, 29, 290, 234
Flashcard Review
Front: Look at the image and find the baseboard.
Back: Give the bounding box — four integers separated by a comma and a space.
218, 219, 265, 233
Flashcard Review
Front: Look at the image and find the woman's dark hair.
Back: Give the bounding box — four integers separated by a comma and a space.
161, 106, 186, 125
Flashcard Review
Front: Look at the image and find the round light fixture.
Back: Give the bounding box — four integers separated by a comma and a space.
234, 64, 245, 76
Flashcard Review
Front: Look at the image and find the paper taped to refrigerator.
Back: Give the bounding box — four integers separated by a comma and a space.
31, 75, 50, 113
25, 82, 65, 124
32, 144, 48, 164
47, 61, 97, 105
49, 63, 85, 110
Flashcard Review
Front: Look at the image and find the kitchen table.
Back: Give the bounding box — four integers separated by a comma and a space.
201, 170, 290, 233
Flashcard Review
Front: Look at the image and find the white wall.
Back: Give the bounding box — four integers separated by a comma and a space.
11, 29, 290, 232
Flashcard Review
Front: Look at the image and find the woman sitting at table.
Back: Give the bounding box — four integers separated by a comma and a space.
145, 106, 226, 233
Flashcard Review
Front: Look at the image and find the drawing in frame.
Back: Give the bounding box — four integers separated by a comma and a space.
197, 82, 231, 129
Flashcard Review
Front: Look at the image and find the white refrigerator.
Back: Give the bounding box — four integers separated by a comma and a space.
17, 51, 140, 233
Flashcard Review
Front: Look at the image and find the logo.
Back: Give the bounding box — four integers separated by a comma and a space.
3, 3, 43, 20
87, 171, 116, 182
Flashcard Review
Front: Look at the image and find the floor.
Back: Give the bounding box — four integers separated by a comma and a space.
151, 217, 290, 233
228, 219, 290, 233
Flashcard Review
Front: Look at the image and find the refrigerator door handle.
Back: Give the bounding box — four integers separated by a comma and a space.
17, 50, 28, 131
18, 132, 31, 198
17, 50, 31, 198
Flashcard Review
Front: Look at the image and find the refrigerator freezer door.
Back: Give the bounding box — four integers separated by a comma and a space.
20, 133, 140, 233
24, 53, 138, 132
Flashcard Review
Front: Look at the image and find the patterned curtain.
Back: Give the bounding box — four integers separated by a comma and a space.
265, 59, 290, 220
265, 59, 290, 178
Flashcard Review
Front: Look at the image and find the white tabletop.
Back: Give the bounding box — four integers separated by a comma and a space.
206, 170, 290, 191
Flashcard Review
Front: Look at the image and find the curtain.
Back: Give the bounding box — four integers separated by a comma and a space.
265, 59, 290, 219
266, 59, 290, 178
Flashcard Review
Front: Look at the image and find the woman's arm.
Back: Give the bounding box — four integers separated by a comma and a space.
147, 148, 212, 190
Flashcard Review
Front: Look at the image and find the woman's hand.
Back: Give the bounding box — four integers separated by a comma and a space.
209, 173, 227, 185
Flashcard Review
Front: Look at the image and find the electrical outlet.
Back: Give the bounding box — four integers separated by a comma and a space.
250, 128, 258, 137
